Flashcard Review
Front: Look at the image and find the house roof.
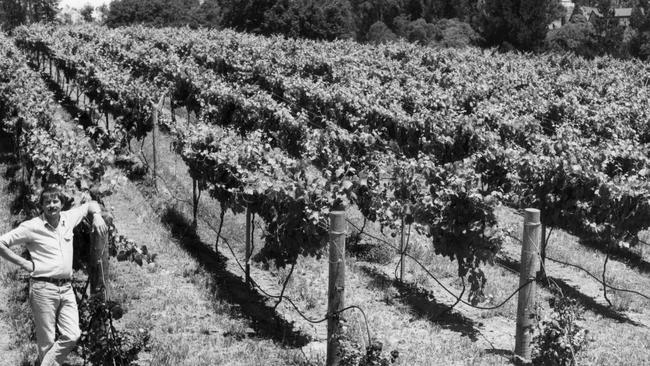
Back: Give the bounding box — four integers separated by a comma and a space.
614, 8, 633, 17
581, 6, 636, 18
581, 6, 601, 17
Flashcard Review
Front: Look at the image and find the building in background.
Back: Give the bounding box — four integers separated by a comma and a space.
583, 7, 637, 27
551, 0, 576, 28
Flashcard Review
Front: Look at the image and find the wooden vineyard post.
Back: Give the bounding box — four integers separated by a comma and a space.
151, 100, 158, 189
538, 223, 547, 280
89, 215, 111, 345
152, 106, 157, 189
169, 91, 176, 123
192, 179, 199, 227
86, 107, 92, 125
514, 208, 541, 364
152, 95, 165, 189
399, 217, 405, 283
89, 212, 110, 343
327, 210, 346, 366
245, 207, 252, 286
89, 220, 110, 299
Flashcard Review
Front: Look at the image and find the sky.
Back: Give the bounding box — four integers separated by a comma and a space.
59, 0, 112, 9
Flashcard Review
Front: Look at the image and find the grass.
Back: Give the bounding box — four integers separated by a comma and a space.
537, 222, 650, 314
0, 269, 35, 366
576, 312, 650, 365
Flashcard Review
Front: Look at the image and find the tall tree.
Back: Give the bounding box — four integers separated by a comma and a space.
193, 0, 222, 28
80, 4, 95, 22
629, 1, 650, 59
569, 3, 588, 23
630, 3, 647, 30
479, 0, 565, 51
0, 0, 58, 30
34, 0, 58, 23
0, 0, 27, 30
592, 0, 625, 55
262, 0, 355, 40
405, 0, 424, 20
546, 21, 599, 58
96, 3, 109, 22
349, 0, 403, 41
422, 0, 466, 21
366, 20, 398, 43
105, 0, 200, 28
221, 0, 276, 32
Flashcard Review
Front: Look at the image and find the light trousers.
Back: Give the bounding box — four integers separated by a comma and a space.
29, 280, 81, 366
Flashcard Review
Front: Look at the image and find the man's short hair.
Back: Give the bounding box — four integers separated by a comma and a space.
39, 185, 64, 206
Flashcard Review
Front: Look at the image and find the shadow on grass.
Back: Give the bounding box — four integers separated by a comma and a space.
579, 237, 650, 277
537, 218, 650, 277
359, 265, 480, 341
160, 206, 311, 348
545, 277, 641, 326
496, 256, 642, 326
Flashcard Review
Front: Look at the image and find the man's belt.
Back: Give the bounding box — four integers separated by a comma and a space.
31, 277, 72, 286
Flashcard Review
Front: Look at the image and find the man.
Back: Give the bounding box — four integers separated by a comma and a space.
0, 185, 108, 366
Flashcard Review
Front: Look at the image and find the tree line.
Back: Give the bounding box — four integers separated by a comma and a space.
97, 0, 568, 51
1, 0, 649, 60
0, 0, 58, 30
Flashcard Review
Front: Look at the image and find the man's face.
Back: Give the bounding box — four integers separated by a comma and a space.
41, 194, 62, 219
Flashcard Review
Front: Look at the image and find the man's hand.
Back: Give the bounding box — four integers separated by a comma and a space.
92, 213, 109, 236
22, 260, 34, 274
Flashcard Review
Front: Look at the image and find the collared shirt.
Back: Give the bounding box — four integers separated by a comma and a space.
0, 203, 91, 279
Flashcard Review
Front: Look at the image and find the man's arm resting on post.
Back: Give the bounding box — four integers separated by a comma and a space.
69, 199, 109, 236
87, 201, 109, 237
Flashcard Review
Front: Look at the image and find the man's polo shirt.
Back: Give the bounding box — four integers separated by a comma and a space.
0, 203, 91, 279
